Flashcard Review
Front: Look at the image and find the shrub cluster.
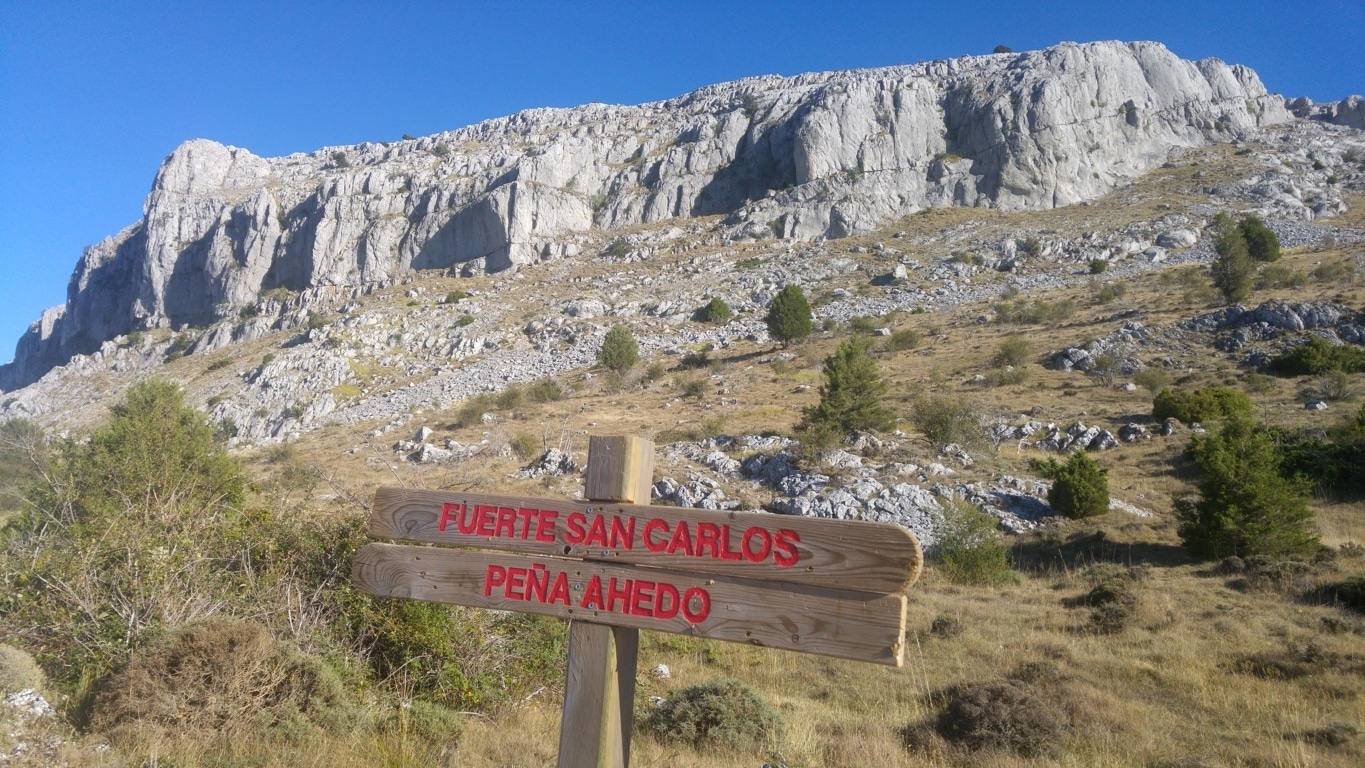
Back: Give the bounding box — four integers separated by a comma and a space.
933, 499, 1015, 586
697, 297, 733, 324
1046, 451, 1109, 519
765, 284, 812, 346
1269, 336, 1365, 376
911, 396, 983, 448
647, 679, 782, 748
935, 680, 1063, 757
799, 336, 895, 440
597, 325, 639, 372
1152, 386, 1253, 424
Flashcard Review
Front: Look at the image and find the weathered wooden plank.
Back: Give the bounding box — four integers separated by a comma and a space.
370, 488, 923, 593
352, 542, 908, 666
583, 435, 653, 504
557, 623, 636, 768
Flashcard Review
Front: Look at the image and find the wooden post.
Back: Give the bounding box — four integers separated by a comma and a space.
558, 436, 653, 768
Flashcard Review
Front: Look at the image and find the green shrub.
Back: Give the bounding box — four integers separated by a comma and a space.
849, 316, 878, 334
765, 285, 812, 346
443, 290, 468, 304
911, 396, 983, 448
1179, 416, 1320, 560
933, 499, 1015, 586
644, 363, 666, 383
1211, 214, 1254, 303
799, 336, 896, 438
456, 314, 475, 328
206, 358, 233, 372
992, 298, 1076, 325
1096, 282, 1126, 304
307, 312, 330, 330
680, 377, 708, 399
993, 335, 1030, 368
597, 325, 639, 372
1269, 336, 1365, 376
889, 329, 922, 351
1132, 367, 1171, 396
509, 432, 541, 461
1152, 386, 1253, 423
1257, 264, 1307, 289
381, 700, 463, 745
1335, 573, 1365, 610
935, 680, 1064, 757
679, 350, 712, 370
495, 385, 524, 411
331, 151, 350, 168
1089, 258, 1108, 274
647, 679, 782, 749
698, 297, 733, 324
1047, 451, 1109, 519
1239, 215, 1281, 262
605, 237, 631, 258
1078, 565, 1142, 633
525, 378, 564, 403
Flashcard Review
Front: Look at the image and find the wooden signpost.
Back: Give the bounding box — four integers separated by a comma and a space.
353, 435, 922, 767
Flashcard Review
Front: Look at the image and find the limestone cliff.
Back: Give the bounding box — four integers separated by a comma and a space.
1, 40, 1292, 390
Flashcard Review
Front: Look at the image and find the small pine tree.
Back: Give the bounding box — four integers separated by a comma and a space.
1211, 217, 1254, 304
1047, 451, 1109, 519
1238, 215, 1281, 262
1178, 416, 1319, 559
765, 285, 812, 347
799, 336, 896, 437
597, 325, 639, 372
698, 297, 733, 324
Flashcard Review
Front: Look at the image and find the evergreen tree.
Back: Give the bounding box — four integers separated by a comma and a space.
765, 284, 812, 347
1178, 415, 1319, 559
1238, 215, 1281, 262
597, 325, 639, 371
1210, 216, 1254, 304
698, 297, 733, 324
1047, 450, 1109, 519
799, 336, 896, 437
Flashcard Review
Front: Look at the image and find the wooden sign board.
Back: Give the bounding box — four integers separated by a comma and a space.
352, 435, 922, 768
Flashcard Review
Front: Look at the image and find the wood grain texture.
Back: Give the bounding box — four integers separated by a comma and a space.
353, 542, 908, 666
370, 487, 923, 593
556, 623, 636, 768
584, 435, 653, 503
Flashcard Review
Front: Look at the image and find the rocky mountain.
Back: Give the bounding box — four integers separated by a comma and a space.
2, 40, 1309, 391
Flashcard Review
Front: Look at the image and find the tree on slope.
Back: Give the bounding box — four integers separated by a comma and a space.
597, 325, 639, 372
1210, 213, 1253, 304
766, 284, 812, 347
799, 335, 896, 439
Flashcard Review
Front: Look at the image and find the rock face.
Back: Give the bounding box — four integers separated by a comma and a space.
1, 41, 1293, 390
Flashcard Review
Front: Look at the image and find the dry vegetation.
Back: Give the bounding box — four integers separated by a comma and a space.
3, 144, 1365, 766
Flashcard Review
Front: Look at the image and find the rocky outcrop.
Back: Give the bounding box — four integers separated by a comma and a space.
2, 40, 1293, 391
1287, 94, 1365, 130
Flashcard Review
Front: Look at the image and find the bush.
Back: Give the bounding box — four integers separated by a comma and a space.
992, 298, 1076, 325
1320, 370, 1355, 401
1211, 214, 1254, 303
1257, 264, 1307, 289
647, 679, 782, 749
456, 314, 475, 328
933, 499, 1014, 586
381, 700, 463, 745
1096, 282, 1126, 305
992, 335, 1030, 368
1239, 215, 1281, 262
697, 297, 732, 324
1179, 416, 1320, 559
935, 680, 1063, 757
911, 397, 983, 448
1335, 573, 1365, 610
1077, 565, 1142, 633
1152, 386, 1253, 424
1132, 367, 1171, 396
453, 393, 496, 428
1089, 258, 1108, 274
91, 618, 347, 732
597, 325, 639, 372
1270, 336, 1365, 376
1047, 451, 1110, 519
0, 644, 44, 695
331, 151, 350, 168
679, 350, 712, 370
889, 329, 922, 351
307, 312, 329, 330
680, 377, 708, 399
798, 336, 896, 438
509, 432, 541, 461
525, 378, 563, 403
765, 284, 812, 346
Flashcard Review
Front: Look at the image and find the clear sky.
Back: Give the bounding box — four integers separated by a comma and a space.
1, 0, 1362, 360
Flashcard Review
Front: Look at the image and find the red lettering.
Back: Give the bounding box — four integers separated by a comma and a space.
526, 564, 549, 603
718, 524, 743, 561
773, 529, 800, 567
655, 582, 680, 619
506, 566, 527, 600
606, 577, 631, 613
741, 527, 773, 563
495, 507, 518, 539
457, 502, 479, 534
643, 519, 669, 551
483, 564, 507, 597
609, 515, 636, 550
548, 572, 571, 605
585, 514, 609, 547
565, 512, 587, 544
682, 587, 711, 623
517, 507, 538, 539
534, 510, 559, 542
696, 522, 721, 558
580, 575, 604, 610
475, 505, 497, 536
631, 580, 655, 617
666, 521, 694, 556
438, 502, 462, 532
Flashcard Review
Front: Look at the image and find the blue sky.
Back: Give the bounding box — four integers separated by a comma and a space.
1, 0, 1362, 361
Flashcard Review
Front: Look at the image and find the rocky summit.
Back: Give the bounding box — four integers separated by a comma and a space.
2, 40, 1317, 391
